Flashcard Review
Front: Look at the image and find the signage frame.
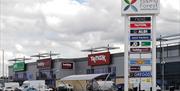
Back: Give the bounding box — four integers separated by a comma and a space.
121, 0, 160, 15
130, 71, 152, 77
37, 58, 52, 69
130, 35, 151, 40
124, 15, 157, 91
88, 52, 111, 66
13, 62, 26, 72
61, 62, 74, 69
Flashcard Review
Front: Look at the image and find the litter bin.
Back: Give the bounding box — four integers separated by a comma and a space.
169, 86, 175, 91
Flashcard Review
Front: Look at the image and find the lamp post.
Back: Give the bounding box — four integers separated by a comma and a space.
161, 60, 166, 91
157, 35, 168, 91
160, 44, 165, 91
0, 49, 5, 82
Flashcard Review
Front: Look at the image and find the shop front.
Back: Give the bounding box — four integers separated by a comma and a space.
36, 58, 55, 87
12, 61, 27, 85
87, 52, 116, 82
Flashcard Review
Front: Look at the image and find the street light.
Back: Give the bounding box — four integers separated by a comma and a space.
0, 49, 5, 83
157, 35, 168, 91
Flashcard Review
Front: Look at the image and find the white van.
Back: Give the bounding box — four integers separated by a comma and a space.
3, 82, 20, 91
20, 80, 52, 91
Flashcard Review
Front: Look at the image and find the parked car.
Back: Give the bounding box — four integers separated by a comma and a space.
3, 87, 14, 91
0, 87, 3, 91
56, 84, 73, 91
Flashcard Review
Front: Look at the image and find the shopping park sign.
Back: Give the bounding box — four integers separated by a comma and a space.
121, 0, 160, 15
122, 10, 159, 91
88, 52, 111, 66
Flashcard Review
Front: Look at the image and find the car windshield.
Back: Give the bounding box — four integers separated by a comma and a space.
27, 88, 38, 91
6, 87, 12, 89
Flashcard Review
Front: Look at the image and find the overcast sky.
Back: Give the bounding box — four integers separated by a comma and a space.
0, 0, 180, 76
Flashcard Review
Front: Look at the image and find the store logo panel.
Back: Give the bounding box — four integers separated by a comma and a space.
130, 48, 151, 53
141, 78, 152, 83
140, 0, 159, 10
130, 71, 152, 77
37, 58, 52, 69
121, 0, 160, 14
130, 41, 152, 47
141, 41, 151, 46
130, 29, 151, 34
129, 78, 140, 83
130, 66, 140, 71
140, 66, 152, 71
88, 52, 111, 66
129, 54, 152, 59
130, 36, 151, 40
129, 59, 152, 65
130, 23, 151, 28
130, 17, 151, 22
62, 62, 73, 69
13, 62, 26, 72
130, 42, 140, 47
123, 0, 138, 12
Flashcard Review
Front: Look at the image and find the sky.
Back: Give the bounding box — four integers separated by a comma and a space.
0, 0, 180, 76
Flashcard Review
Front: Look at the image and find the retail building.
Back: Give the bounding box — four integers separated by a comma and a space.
8, 44, 180, 90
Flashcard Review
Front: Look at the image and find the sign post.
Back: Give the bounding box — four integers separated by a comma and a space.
121, 0, 160, 91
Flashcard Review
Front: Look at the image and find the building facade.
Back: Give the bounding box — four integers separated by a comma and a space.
8, 44, 180, 90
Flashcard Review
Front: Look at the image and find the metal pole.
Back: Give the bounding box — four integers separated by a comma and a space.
162, 62, 165, 91
50, 51, 52, 58
152, 15, 157, 91
2, 49, 5, 82
159, 35, 165, 91
124, 15, 129, 91
159, 35, 162, 89
162, 47, 165, 91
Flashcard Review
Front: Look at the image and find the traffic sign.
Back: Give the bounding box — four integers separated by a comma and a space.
130, 36, 151, 40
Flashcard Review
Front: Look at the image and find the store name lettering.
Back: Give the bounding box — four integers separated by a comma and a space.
140, 0, 158, 10
38, 62, 45, 67
91, 55, 106, 63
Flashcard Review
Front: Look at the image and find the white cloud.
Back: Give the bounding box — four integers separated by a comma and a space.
46, 16, 62, 26
41, 0, 85, 16
161, 0, 180, 11
15, 44, 24, 52
0, 0, 180, 76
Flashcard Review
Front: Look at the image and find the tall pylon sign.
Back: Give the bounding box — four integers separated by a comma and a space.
121, 0, 160, 91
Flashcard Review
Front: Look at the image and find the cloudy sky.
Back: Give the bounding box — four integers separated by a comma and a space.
0, 0, 180, 76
